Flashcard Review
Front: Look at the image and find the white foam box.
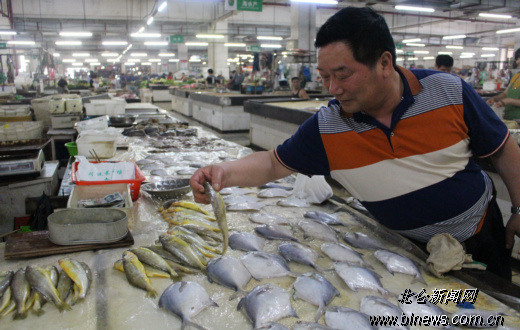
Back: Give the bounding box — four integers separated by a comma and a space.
74, 115, 109, 133
65, 98, 83, 113
51, 114, 82, 129
85, 99, 126, 116
49, 98, 66, 114
67, 183, 133, 221
76, 133, 118, 158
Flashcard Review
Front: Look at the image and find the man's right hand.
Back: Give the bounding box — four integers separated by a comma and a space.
486, 97, 496, 106
189, 165, 226, 204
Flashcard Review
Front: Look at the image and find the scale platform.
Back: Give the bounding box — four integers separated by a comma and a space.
0, 149, 45, 178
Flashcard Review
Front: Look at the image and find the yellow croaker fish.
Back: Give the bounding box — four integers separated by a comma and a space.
0, 301, 15, 318
0, 287, 11, 314
122, 251, 158, 298
11, 268, 31, 320
26, 266, 71, 313
129, 247, 178, 279
159, 235, 207, 270
113, 260, 170, 278
204, 182, 229, 254
168, 201, 211, 216
168, 227, 220, 254
56, 270, 73, 303
168, 206, 216, 221
58, 258, 90, 305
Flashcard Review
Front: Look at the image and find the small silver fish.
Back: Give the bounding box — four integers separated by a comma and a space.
136, 159, 156, 165
227, 201, 266, 212
255, 225, 298, 241
240, 252, 297, 280
293, 322, 334, 330
257, 188, 292, 198
229, 232, 265, 252
325, 306, 376, 330
219, 187, 254, 195
278, 242, 322, 271
150, 169, 169, 176
141, 163, 164, 171
249, 213, 293, 226
299, 220, 338, 242
259, 182, 293, 190
238, 283, 298, 329
293, 272, 340, 322
159, 281, 218, 329
206, 256, 252, 293
342, 232, 386, 250
277, 198, 311, 208
177, 168, 197, 175
334, 263, 389, 296
374, 250, 426, 284
223, 195, 260, 205
360, 296, 407, 330
304, 211, 346, 226
204, 181, 229, 254
321, 243, 368, 267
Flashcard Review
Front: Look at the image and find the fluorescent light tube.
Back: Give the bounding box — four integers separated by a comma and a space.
168, 59, 179, 62
261, 44, 282, 48
158, 2, 167, 11
402, 38, 421, 43
413, 50, 429, 54
158, 53, 175, 57
225, 43, 246, 47
479, 13, 512, 19
141, 62, 152, 65
72, 53, 90, 57
423, 57, 435, 60
138, 27, 145, 33
189, 59, 202, 62
89, 62, 101, 65
59, 31, 92, 37
290, 0, 338, 3
257, 36, 282, 40
131, 53, 148, 57
144, 41, 168, 46
84, 59, 99, 62
446, 45, 463, 49
185, 42, 208, 46
0, 31, 16, 35
147, 17, 154, 25
496, 27, 520, 34
481, 54, 496, 57
55, 41, 82, 45
442, 35, 466, 40
196, 34, 225, 39
125, 62, 136, 65
405, 43, 425, 47
101, 53, 119, 57
461, 53, 475, 56
438, 52, 453, 55
131, 33, 161, 38
102, 41, 128, 46
72, 63, 83, 66
53, 53, 60, 57
482, 47, 499, 51
7, 41, 35, 45
395, 5, 434, 13
148, 59, 161, 62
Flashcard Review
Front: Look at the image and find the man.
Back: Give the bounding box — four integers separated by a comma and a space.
435, 54, 454, 73
206, 69, 216, 86
190, 7, 520, 280
291, 77, 310, 99
57, 76, 68, 93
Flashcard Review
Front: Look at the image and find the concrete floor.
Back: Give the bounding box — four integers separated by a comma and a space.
154, 101, 252, 148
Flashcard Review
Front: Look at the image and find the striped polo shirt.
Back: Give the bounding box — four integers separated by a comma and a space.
275, 66, 509, 242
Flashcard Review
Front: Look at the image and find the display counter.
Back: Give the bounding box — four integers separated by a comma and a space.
170, 88, 193, 117
244, 97, 333, 150
188, 92, 330, 132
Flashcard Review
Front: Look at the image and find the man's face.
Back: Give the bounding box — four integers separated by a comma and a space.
292, 79, 299, 87
437, 65, 452, 73
317, 42, 385, 114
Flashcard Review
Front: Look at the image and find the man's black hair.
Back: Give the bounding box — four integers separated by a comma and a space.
291, 76, 300, 81
435, 55, 454, 68
315, 7, 396, 68
208, 69, 214, 74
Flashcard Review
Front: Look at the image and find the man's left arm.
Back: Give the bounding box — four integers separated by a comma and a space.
490, 136, 520, 249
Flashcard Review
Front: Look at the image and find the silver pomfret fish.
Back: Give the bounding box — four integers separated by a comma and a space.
240, 252, 297, 280
204, 181, 229, 254
206, 256, 252, 293
293, 272, 340, 322
334, 263, 389, 296
360, 296, 407, 330
229, 232, 265, 252
321, 242, 368, 267
325, 306, 376, 330
299, 220, 338, 242
304, 211, 346, 226
278, 242, 322, 271
374, 249, 426, 284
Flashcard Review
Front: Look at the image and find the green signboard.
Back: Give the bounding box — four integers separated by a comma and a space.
250, 45, 261, 52
170, 35, 184, 43
237, 0, 262, 12
405, 51, 414, 56
0, 43, 6, 49
395, 43, 402, 50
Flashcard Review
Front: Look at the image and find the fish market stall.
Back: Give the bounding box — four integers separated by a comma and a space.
149, 84, 171, 103
244, 98, 333, 150
1, 114, 520, 329
170, 88, 193, 117
189, 92, 324, 132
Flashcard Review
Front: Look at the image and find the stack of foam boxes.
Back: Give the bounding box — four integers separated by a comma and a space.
50, 94, 83, 129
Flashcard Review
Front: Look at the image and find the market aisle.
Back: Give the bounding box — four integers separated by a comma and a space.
153, 102, 251, 148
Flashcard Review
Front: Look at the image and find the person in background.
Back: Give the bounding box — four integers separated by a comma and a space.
486, 48, 520, 120
206, 69, 216, 85
120, 73, 127, 88
435, 54, 454, 73
167, 72, 173, 80
57, 76, 68, 93
190, 6, 520, 281
180, 73, 188, 82
231, 66, 245, 91
291, 77, 309, 99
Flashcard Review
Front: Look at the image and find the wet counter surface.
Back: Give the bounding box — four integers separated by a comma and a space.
1, 112, 520, 329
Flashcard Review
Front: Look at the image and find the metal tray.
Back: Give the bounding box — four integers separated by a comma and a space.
48, 208, 128, 245
142, 178, 191, 200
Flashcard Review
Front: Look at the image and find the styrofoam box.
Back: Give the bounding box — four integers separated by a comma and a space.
77, 133, 117, 158
74, 115, 109, 133
85, 99, 126, 116
49, 97, 66, 114
51, 114, 82, 129
65, 98, 83, 113
0, 121, 43, 142
67, 183, 133, 220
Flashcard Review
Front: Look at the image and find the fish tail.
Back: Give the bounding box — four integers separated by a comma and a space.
412, 273, 427, 285
315, 306, 325, 322
228, 290, 246, 301
33, 308, 45, 317
13, 311, 28, 320
183, 320, 208, 330
146, 289, 158, 299
58, 301, 72, 312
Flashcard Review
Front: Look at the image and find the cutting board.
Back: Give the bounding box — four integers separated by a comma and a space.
4, 230, 134, 259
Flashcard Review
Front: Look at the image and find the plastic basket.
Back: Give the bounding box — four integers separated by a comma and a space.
71, 161, 145, 201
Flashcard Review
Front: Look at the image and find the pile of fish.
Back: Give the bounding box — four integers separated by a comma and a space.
116, 188, 229, 298
122, 119, 184, 137
0, 258, 91, 320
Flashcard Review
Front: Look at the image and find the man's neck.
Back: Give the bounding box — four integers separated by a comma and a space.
368, 70, 404, 128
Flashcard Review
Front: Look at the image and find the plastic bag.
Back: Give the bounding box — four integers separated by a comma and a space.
292, 173, 333, 204
28, 192, 53, 231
